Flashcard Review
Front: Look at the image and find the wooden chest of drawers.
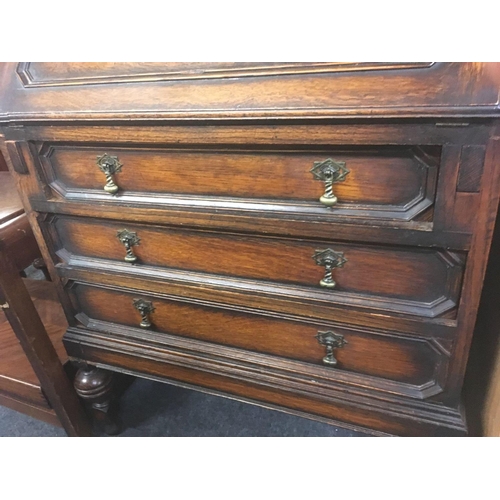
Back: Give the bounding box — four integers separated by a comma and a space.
1, 62, 499, 435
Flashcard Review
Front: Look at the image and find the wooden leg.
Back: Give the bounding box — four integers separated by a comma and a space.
0, 251, 92, 437
74, 366, 120, 435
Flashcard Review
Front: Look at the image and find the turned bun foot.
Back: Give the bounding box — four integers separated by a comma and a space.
74, 366, 120, 436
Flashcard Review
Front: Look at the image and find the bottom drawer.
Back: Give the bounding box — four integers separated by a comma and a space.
69, 282, 450, 397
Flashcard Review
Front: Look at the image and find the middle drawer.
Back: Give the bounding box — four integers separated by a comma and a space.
47, 215, 465, 320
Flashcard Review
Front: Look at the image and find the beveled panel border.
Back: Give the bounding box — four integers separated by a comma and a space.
17, 62, 435, 88
37, 142, 439, 223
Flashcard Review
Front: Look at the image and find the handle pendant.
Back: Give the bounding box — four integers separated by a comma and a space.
312, 248, 347, 289
97, 153, 123, 195
310, 158, 349, 208
117, 229, 140, 263
315, 331, 347, 367
133, 299, 155, 329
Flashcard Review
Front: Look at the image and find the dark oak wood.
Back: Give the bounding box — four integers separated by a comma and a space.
0, 279, 67, 414
11, 122, 490, 248
63, 329, 466, 436
0, 393, 61, 427
70, 281, 446, 390
2, 62, 500, 436
1, 62, 499, 121
0, 250, 92, 436
48, 215, 464, 319
0, 172, 24, 224
464, 194, 500, 436
456, 146, 486, 193
57, 265, 457, 341
17, 62, 437, 87
38, 143, 438, 223
0, 166, 91, 435
74, 366, 119, 435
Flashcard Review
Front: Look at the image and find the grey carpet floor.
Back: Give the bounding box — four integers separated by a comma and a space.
0, 378, 365, 437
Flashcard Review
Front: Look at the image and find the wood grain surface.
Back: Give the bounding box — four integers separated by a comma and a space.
40, 144, 438, 222
50, 215, 464, 318
2, 62, 499, 436
1, 62, 499, 120
0, 280, 67, 403
72, 282, 442, 387
0, 172, 23, 224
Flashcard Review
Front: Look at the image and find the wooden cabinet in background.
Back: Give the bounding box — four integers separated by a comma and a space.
1, 62, 500, 436
0, 170, 91, 435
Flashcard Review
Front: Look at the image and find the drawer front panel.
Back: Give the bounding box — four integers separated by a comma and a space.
50, 216, 465, 318
72, 282, 446, 392
39, 144, 439, 222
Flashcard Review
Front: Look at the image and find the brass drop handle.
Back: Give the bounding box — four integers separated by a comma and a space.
310, 158, 349, 208
315, 331, 347, 367
133, 299, 155, 329
97, 153, 123, 194
312, 248, 347, 289
321, 170, 337, 206
117, 229, 140, 263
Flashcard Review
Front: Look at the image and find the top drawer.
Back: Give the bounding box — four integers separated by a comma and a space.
38, 143, 438, 224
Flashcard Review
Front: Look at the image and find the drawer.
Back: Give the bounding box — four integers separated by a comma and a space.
38, 143, 439, 224
71, 281, 449, 398
48, 215, 465, 319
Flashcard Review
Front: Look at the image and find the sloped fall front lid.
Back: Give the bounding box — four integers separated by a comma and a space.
0, 62, 499, 121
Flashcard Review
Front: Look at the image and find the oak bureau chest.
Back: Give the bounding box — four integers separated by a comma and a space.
1, 62, 499, 436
